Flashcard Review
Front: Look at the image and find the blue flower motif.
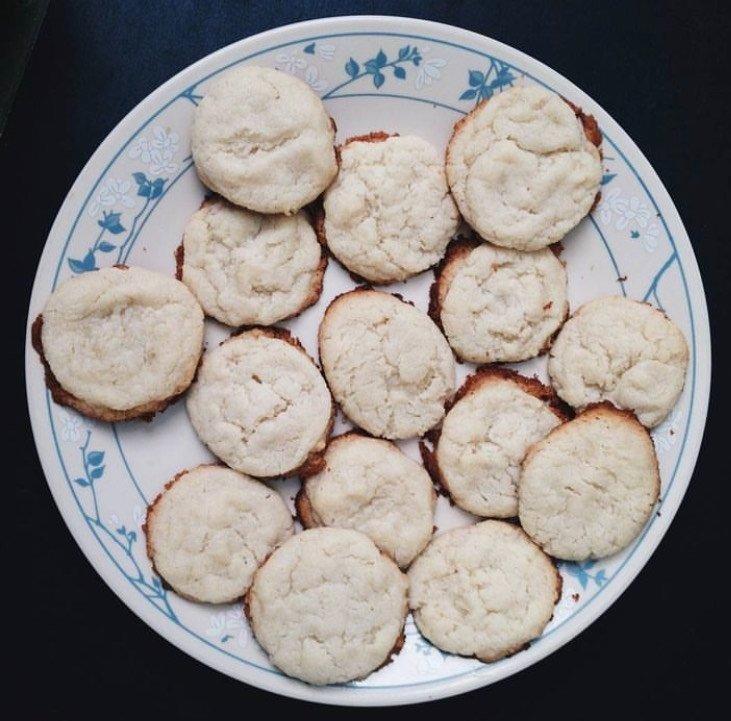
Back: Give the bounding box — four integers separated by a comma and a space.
97, 210, 125, 235
133, 172, 167, 200
459, 59, 516, 104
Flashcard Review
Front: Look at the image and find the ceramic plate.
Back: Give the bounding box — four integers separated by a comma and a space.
25, 16, 710, 706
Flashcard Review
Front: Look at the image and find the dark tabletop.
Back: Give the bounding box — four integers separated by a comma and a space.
4, 1, 728, 718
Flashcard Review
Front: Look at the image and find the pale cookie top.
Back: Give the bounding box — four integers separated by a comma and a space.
298, 433, 436, 567
518, 403, 660, 560
180, 198, 324, 326
145, 464, 293, 604
446, 85, 602, 251
408, 520, 561, 662
186, 328, 332, 478
319, 289, 456, 439
433, 240, 568, 363
191, 66, 337, 214
434, 369, 566, 518
38, 265, 204, 419
548, 295, 689, 427
322, 133, 460, 283
246, 527, 408, 685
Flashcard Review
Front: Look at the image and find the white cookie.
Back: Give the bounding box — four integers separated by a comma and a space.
408, 520, 561, 662
319, 289, 456, 439
297, 433, 436, 567
321, 133, 460, 283
179, 198, 325, 326
548, 295, 689, 427
431, 240, 568, 362
144, 464, 293, 603
186, 328, 333, 478
432, 369, 567, 518
519, 403, 660, 560
191, 66, 337, 214
246, 527, 408, 685
446, 86, 602, 251
33, 265, 204, 421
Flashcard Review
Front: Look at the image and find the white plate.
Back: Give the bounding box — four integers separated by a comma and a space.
25, 16, 710, 706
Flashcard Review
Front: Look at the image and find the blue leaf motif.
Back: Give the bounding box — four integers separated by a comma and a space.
479, 86, 493, 101
98, 241, 116, 252
594, 570, 607, 586
149, 178, 166, 200
393, 66, 406, 80
132, 172, 148, 185
375, 50, 387, 67
601, 173, 617, 185
398, 45, 411, 60
345, 58, 359, 78
116, 525, 127, 536
87, 450, 105, 467
364, 59, 379, 74
631, 230, 640, 239
97, 211, 125, 234
90, 465, 105, 480
73, 477, 89, 487
583, 559, 597, 570
68, 250, 97, 274
304, 42, 316, 55
576, 569, 589, 589
128, 530, 137, 544
412, 53, 422, 66
373, 71, 385, 89
460, 88, 478, 101
468, 70, 485, 87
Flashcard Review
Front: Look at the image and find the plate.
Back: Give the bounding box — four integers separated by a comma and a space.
24, 15, 710, 706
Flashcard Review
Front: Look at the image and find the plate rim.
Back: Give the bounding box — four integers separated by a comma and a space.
24, 14, 711, 706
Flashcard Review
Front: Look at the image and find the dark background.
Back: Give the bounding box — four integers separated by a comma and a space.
4, 1, 728, 718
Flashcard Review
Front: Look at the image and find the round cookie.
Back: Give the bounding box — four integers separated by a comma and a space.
191, 65, 338, 214
446, 85, 602, 251
431, 368, 568, 518
297, 433, 436, 567
430, 239, 568, 362
547, 295, 689, 427
186, 327, 333, 478
408, 520, 561, 662
318, 289, 456, 439
144, 464, 293, 603
518, 403, 660, 560
32, 265, 204, 421
245, 527, 408, 685
321, 133, 460, 283
178, 197, 325, 327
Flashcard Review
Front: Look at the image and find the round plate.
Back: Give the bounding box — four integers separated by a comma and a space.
25, 15, 710, 706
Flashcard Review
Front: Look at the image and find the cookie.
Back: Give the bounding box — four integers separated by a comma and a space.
431, 368, 568, 518
318, 289, 455, 439
191, 66, 338, 214
446, 85, 602, 251
32, 265, 204, 422
178, 197, 325, 327
297, 432, 435, 567
144, 464, 293, 603
430, 239, 568, 362
518, 403, 660, 560
547, 295, 689, 427
321, 133, 460, 283
245, 527, 408, 685
408, 520, 561, 662
186, 327, 333, 478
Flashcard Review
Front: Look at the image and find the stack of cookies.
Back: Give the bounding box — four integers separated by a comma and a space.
32, 65, 689, 686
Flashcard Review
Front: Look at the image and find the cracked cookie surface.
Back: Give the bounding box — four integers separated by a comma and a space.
434, 369, 567, 518
548, 295, 689, 427
246, 527, 408, 685
191, 66, 337, 214
297, 433, 435, 567
322, 133, 460, 283
446, 85, 602, 250
318, 289, 455, 439
518, 403, 660, 560
432, 240, 568, 362
408, 520, 561, 662
35, 265, 204, 420
186, 328, 332, 477
180, 198, 324, 326
144, 464, 293, 603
